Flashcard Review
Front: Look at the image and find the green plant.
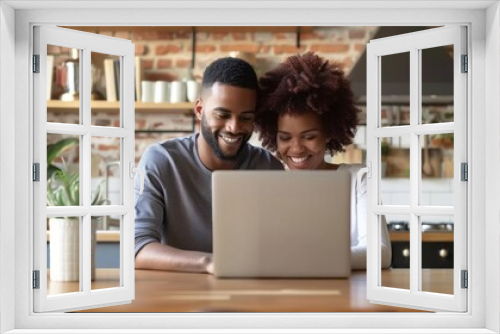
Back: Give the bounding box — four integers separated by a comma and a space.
381, 140, 390, 157
47, 137, 79, 179
47, 169, 110, 206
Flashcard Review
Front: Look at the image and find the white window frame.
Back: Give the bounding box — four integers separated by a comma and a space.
1, 1, 499, 333
32, 25, 136, 313
366, 26, 468, 312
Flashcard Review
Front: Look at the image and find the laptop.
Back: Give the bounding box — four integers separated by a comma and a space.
212, 170, 351, 278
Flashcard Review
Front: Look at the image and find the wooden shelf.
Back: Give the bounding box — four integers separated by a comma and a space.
47, 230, 120, 243
390, 231, 454, 242
47, 100, 193, 114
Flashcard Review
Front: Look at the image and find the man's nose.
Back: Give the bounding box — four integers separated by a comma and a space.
226, 117, 243, 134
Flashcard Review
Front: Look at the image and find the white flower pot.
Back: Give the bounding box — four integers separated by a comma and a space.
49, 217, 98, 282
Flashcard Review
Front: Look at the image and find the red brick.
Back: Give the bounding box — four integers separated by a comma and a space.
273, 45, 303, 54
99, 31, 113, 37
300, 32, 321, 40
186, 45, 216, 53
274, 33, 288, 40
175, 31, 191, 39
212, 33, 228, 40
220, 44, 260, 53
232, 33, 247, 41
135, 44, 148, 56
145, 72, 178, 81
156, 45, 182, 55
157, 59, 173, 69
157, 31, 174, 40
98, 144, 119, 151
113, 120, 121, 127
142, 59, 154, 70
175, 58, 192, 68
341, 57, 353, 68
135, 119, 147, 130
260, 45, 271, 53
354, 44, 365, 52
349, 29, 366, 39
114, 31, 130, 39
131, 31, 160, 41
310, 44, 349, 53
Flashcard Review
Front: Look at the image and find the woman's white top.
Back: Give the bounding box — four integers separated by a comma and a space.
337, 163, 392, 269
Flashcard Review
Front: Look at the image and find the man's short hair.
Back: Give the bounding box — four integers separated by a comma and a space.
202, 57, 258, 91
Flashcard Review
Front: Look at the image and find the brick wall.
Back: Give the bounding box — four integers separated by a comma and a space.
48, 26, 379, 173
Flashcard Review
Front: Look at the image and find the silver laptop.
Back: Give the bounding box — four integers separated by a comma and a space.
212, 170, 351, 278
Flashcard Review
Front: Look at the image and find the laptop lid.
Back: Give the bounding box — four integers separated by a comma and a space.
212, 170, 351, 278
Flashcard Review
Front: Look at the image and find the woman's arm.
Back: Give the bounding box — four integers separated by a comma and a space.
350, 164, 392, 269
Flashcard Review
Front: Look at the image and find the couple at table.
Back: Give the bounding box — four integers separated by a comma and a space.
134, 52, 392, 274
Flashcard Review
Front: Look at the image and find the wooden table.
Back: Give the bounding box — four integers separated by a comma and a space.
45, 268, 455, 313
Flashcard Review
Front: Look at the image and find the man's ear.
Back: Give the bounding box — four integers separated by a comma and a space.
194, 98, 203, 120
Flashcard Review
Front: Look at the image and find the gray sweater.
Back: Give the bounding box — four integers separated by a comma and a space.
134, 134, 284, 256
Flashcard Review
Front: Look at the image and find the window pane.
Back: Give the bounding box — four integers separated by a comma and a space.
91, 136, 121, 208
421, 133, 454, 206
47, 133, 80, 207
92, 215, 121, 291
421, 45, 454, 124
381, 214, 410, 290
421, 216, 454, 294
47, 216, 82, 295
47, 45, 81, 124
380, 135, 410, 205
380, 52, 409, 127
91, 52, 121, 127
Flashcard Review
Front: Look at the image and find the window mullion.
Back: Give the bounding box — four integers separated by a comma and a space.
409, 47, 421, 295
80, 48, 92, 295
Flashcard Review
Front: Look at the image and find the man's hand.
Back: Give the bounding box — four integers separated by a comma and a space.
203, 254, 214, 275
136, 242, 214, 274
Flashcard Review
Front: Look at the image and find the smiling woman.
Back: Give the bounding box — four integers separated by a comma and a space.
255, 52, 392, 270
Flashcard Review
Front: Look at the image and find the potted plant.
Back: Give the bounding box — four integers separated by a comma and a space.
380, 139, 390, 177
46, 138, 110, 281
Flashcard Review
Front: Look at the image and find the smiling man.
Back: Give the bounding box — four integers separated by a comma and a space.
134, 57, 283, 274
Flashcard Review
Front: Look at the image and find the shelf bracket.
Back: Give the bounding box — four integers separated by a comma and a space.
191, 27, 196, 69
296, 26, 301, 48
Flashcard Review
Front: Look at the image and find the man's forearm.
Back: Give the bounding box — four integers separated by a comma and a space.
135, 242, 213, 273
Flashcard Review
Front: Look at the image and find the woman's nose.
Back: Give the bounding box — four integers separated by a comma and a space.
290, 138, 305, 153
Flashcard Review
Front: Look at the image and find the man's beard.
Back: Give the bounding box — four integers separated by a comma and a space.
200, 114, 250, 161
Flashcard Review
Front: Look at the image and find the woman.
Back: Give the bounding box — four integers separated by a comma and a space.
256, 52, 391, 269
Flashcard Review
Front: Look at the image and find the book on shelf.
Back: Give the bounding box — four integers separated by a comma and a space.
104, 58, 117, 102
135, 56, 142, 102
113, 59, 120, 101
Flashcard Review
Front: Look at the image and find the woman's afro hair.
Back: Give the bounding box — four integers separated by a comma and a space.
255, 52, 359, 155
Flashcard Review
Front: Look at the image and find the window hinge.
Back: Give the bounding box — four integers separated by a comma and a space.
461, 162, 468, 181
33, 163, 40, 182
461, 270, 468, 289
33, 54, 40, 73
461, 54, 468, 73
33, 270, 40, 289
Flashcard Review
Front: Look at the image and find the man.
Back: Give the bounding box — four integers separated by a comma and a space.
134, 57, 284, 274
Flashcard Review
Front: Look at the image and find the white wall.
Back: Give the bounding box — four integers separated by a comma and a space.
485, 2, 500, 332
0, 2, 16, 333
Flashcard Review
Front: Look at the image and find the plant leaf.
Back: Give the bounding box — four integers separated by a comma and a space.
47, 138, 79, 166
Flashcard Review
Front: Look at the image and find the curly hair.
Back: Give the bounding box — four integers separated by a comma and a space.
202, 57, 258, 91
255, 52, 359, 155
